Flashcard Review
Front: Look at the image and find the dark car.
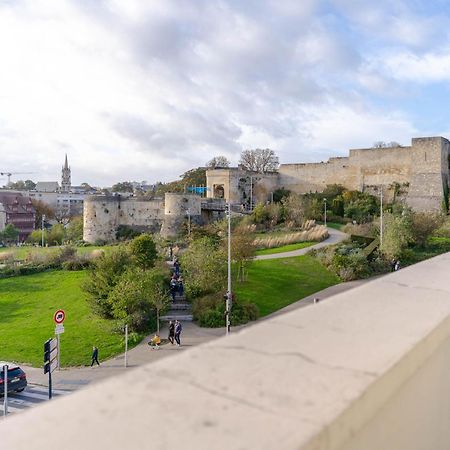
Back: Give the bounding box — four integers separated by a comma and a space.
0, 363, 27, 395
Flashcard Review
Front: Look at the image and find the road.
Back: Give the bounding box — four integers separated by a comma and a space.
2, 386, 69, 417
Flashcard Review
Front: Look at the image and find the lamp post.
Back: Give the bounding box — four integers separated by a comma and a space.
249, 176, 253, 211
379, 186, 383, 247
41, 214, 45, 247
186, 209, 191, 236
323, 198, 327, 227
226, 202, 231, 336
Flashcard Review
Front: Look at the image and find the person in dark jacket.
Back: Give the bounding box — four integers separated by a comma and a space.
168, 320, 175, 345
91, 346, 100, 367
174, 320, 182, 346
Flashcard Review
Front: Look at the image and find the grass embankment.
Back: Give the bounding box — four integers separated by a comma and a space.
0, 245, 113, 261
0, 270, 137, 367
235, 255, 340, 317
255, 241, 315, 255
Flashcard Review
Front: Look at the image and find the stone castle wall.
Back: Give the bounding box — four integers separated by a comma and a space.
83, 193, 212, 243
207, 136, 450, 212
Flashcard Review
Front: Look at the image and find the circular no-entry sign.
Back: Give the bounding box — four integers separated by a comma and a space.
53, 309, 66, 324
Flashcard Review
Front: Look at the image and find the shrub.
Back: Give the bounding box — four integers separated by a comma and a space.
116, 225, 142, 241
129, 234, 158, 270
254, 225, 328, 249
411, 213, 444, 247
192, 293, 259, 328
0, 252, 14, 263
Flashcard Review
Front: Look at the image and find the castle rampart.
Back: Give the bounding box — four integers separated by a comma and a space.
207, 136, 450, 212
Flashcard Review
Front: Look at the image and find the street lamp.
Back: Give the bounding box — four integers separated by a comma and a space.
379, 186, 383, 247
226, 202, 231, 335
41, 214, 45, 247
323, 198, 327, 227
186, 209, 191, 236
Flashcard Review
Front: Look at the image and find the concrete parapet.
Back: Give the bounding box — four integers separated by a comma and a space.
2, 253, 450, 449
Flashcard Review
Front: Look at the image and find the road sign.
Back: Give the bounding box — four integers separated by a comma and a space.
53, 310, 65, 324
55, 324, 65, 335
44, 338, 58, 374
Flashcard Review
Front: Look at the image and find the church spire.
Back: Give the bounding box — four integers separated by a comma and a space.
61, 154, 71, 192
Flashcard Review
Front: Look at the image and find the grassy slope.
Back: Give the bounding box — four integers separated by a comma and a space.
255, 241, 315, 255
0, 270, 129, 367
235, 255, 340, 317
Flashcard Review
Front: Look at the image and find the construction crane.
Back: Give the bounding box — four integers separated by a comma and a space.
0, 171, 35, 186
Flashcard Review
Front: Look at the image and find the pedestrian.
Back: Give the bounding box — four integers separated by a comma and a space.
390, 258, 396, 272
91, 345, 100, 367
168, 320, 175, 345
394, 260, 401, 271
169, 244, 173, 260
148, 334, 161, 349
174, 260, 181, 277
174, 320, 182, 346
170, 275, 178, 301
178, 276, 184, 297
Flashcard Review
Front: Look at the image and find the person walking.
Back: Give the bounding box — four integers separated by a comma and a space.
168, 320, 175, 345
178, 276, 184, 297
174, 320, 182, 347
173, 259, 181, 277
170, 275, 178, 301
91, 346, 100, 367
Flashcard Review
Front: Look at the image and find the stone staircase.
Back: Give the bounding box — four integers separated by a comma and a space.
161, 293, 193, 321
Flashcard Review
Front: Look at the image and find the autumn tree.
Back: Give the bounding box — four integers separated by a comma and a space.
239, 149, 279, 173
206, 156, 230, 169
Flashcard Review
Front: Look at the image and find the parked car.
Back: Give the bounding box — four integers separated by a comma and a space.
0, 362, 27, 395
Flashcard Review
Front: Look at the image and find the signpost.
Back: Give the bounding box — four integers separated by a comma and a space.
53, 310, 65, 370
43, 338, 58, 399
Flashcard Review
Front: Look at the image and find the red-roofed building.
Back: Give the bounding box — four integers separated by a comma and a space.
0, 192, 36, 242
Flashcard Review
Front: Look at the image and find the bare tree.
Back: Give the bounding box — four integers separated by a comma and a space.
206, 156, 230, 169
239, 149, 279, 173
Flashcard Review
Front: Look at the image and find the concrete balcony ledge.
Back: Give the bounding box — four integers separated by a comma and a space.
2, 253, 450, 450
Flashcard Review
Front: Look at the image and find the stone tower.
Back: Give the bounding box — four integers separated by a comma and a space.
61, 154, 71, 192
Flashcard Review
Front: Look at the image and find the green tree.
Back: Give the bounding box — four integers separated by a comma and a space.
47, 224, 65, 246
129, 234, 158, 269
112, 181, 134, 193
31, 199, 55, 229
181, 237, 227, 298
108, 267, 168, 332
380, 211, 414, 259
82, 246, 132, 318
230, 227, 255, 282
0, 224, 19, 244
66, 216, 83, 242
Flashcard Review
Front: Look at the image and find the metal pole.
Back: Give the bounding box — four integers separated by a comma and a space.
3, 365, 8, 417
187, 210, 191, 236
226, 202, 231, 335
57, 333, 61, 370
48, 368, 52, 400
380, 186, 383, 247
324, 198, 327, 226
249, 176, 253, 211
124, 324, 128, 368
41, 214, 45, 247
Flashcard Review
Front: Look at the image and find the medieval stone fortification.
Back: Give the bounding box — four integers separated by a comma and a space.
206, 136, 450, 212
84, 136, 449, 242
83, 192, 225, 243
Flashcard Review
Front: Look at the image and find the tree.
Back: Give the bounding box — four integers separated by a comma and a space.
239, 149, 279, 173
411, 212, 444, 247
181, 237, 227, 298
66, 216, 84, 242
230, 227, 255, 282
282, 193, 306, 227
108, 267, 168, 332
31, 199, 55, 229
206, 156, 230, 169
112, 181, 134, 193
380, 211, 414, 259
9, 179, 36, 190
82, 246, 132, 318
129, 234, 158, 269
47, 224, 65, 245
0, 224, 19, 244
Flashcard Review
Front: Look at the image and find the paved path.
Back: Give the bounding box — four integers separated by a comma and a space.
255, 227, 347, 260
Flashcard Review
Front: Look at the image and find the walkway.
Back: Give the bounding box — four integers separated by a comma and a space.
255, 227, 347, 260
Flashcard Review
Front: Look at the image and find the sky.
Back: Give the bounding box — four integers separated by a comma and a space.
1, 0, 450, 187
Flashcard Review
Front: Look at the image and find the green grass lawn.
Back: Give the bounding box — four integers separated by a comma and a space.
0, 270, 135, 367
255, 241, 315, 255
235, 255, 340, 317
